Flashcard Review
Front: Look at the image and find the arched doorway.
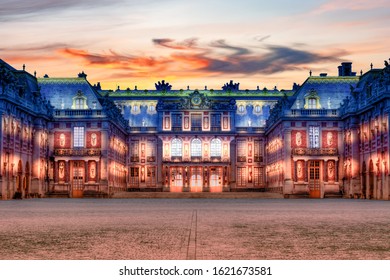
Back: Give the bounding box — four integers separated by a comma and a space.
209, 167, 223, 192
14, 160, 23, 199
190, 167, 202, 192
369, 160, 374, 199
25, 162, 30, 198
170, 167, 183, 192
361, 161, 367, 199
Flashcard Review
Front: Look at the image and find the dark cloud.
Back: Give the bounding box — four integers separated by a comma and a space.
57, 39, 347, 76
210, 39, 252, 56
152, 38, 199, 50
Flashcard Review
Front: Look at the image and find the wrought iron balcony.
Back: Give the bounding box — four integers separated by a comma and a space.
292, 148, 338, 156
54, 149, 101, 156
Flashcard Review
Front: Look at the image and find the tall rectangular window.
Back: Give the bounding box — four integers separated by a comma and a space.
309, 126, 320, 148
129, 167, 139, 187
237, 140, 246, 157
254, 140, 263, 162
131, 141, 139, 157
253, 167, 264, 187
172, 113, 182, 130
211, 113, 221, 131
191, 114, 202, 131
237, 167, 247, 187
73, 127, 84, 147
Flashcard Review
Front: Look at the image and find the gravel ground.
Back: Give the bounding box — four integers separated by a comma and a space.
0, 198, 389, 260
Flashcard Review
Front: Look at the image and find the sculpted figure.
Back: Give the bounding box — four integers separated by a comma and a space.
59, 133, 65, 147
91, 133, 97, 147
296, 132, 302, 147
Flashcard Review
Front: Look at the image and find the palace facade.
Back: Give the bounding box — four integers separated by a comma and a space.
1, 58, 389, 199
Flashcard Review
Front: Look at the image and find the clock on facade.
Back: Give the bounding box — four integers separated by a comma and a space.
191, 95, 202, 106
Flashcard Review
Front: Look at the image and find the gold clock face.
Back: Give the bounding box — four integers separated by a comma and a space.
191, 96, 202, 105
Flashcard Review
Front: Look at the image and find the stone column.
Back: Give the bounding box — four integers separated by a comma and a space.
283, 128, 293, 195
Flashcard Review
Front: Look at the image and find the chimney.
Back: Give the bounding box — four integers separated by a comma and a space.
338, 62, 355, 76
319, 73, 327, 77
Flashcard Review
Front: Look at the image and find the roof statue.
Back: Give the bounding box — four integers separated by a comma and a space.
155, 80, 172, 91
222, 80, 240, 91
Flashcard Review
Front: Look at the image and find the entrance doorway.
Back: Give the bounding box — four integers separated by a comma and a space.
190, 167, 202, 192
170, 167, 183, 192
72, 161, 84, 198
210, 167, 223, 192
309, 161, 321, 198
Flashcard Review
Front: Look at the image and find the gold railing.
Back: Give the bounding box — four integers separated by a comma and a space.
292, 148, 338, 156
54, 149, 101, 156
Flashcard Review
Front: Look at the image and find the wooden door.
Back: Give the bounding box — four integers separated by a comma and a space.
309, 161, 321, 198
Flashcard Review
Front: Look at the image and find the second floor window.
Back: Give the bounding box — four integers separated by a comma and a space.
210, 138, 222, 157
191, 138, 202, 157
171, 138, 182, 157
309, 126, 320, 148
73, 127, 84, 147
172, 113, 182, 128
191, 114, 202, 130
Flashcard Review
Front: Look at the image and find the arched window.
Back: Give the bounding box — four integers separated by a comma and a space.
210, 138, 222, 157
75, 98, 85, 109
191, 138, 202, 157
171, 138, 182, 157
308, 98, 317, 109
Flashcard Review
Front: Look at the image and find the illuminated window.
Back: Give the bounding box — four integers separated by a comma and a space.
238, 105, 245, 113
129, 167, 139, 187
309, 126, 320, 148
130, 140, 139, 157
210, 138, 222, 157
132, 105, 139, 113
191, 138, 202, 157
253, 167, 264, 187
73, 127, 84, 147
254, 105, 261, 114
237, 167, 247, 187
171, 138, 182, 157
148, 105, 155, 112
75, 98, 85, 109
237, 140, 246, 157
308, 98, 317, 109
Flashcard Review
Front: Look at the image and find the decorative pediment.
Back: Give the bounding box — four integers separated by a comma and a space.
156, 90, 236, 111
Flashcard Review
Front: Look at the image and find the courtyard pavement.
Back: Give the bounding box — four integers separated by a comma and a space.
0, 198, 389, 260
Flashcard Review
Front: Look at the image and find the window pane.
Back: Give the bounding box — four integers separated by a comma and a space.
73, 127, 84, 147
171, 138, 182, 156
191, 138, 202, 157
309, 126, 320, 148
210, 138, 222, 157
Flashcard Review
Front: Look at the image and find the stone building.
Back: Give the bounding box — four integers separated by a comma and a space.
0, 59, 52, 199
0, 58, 389, 199
340, 62, 390, 200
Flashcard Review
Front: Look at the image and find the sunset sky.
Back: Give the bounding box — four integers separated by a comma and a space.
1, 0, 389, 90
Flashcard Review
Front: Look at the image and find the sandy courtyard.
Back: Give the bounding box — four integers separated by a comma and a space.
0, 198, 389, 260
